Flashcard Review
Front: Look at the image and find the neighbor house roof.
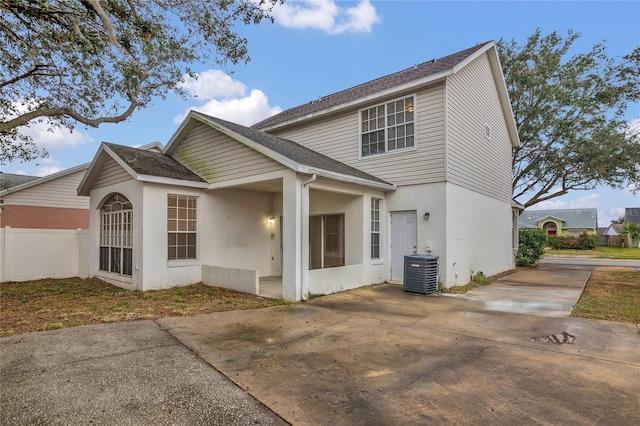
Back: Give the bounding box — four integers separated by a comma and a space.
164, 111, 395, 190
252, 41, 519, 147
0, 172, 40, 192
1, 165, 89, 196
519, 209, 598, 229
605, 223, 623, 236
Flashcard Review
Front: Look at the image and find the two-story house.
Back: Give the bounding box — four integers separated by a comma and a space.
78, 41, 519, 300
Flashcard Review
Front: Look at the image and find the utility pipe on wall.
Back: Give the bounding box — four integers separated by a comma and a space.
300, 173, 316, 300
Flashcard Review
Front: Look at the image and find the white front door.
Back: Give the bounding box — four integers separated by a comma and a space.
391, 211, 417, 281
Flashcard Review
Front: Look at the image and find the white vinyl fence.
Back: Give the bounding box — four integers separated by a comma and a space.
0, 227, 89, 282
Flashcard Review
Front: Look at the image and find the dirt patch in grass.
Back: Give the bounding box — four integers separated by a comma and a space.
439, 268, 521, 294
0, 278, 288, 336
571, 267, 640, 323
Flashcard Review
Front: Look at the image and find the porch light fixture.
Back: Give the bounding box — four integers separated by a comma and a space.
267, 216, 275, 225
423, 212, 430, 220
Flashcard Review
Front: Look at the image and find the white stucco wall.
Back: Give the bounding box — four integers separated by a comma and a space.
385, 183, 448, 283
444, 182, 513, 287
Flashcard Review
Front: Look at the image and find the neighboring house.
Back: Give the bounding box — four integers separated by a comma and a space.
603, 223, 624, 247
0, 143, 163, 230
519, 208, 598, 237
626, 207, 640, 225
1, 167, 90, 229
78, 41, 519, 300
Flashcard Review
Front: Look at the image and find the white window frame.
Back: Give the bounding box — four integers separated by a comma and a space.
99, 193, 133, 276
359, 95, 416, 159
371, 198, 381, 260
167, 194, 198, 261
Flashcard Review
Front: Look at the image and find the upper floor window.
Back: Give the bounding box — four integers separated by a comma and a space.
360, 96, 415, 157
168, 195, 197, 260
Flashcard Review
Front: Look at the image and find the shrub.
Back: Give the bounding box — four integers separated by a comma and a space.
547, 233, 597, 250
577, 233, 597, 250
516, 228, 547, 266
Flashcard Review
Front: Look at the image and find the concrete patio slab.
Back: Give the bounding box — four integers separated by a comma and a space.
159, 263, 640, 425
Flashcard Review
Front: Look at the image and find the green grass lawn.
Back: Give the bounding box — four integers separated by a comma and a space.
545, 246, 640, 260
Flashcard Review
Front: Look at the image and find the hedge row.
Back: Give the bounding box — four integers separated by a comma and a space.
546, 234, 597, 250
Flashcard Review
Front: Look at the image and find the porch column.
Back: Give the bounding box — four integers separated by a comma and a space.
282, 173, 304, 301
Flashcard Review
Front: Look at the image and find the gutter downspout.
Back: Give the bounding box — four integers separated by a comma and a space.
300, 174, 316, 300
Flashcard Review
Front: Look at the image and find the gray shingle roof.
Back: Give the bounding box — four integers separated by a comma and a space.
0, 172, 40, 192
519, 209, 598, 229
193, 112, 392, 186
252, 42, 490, 130
104, 143, 206, 183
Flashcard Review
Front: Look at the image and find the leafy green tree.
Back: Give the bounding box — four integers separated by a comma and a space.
611, 216, 625, 224
1, 0, 279, 163
621, 222, 640, 248
498, 30, 640, 208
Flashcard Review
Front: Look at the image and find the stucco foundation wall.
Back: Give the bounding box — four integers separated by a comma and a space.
202, 265, 259, 295
445, 183, 513, 288
0, 227, 88, 282
308, 264, 364, 296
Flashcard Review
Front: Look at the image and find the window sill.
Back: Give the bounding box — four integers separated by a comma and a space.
359, 146, 416, 161
167, 259, 200, 268
371, 259, 384, 265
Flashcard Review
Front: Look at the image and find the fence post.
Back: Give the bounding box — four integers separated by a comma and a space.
1, 226, 10, 282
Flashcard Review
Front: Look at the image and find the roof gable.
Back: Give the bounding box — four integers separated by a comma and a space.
78, 143, 207, 196
164, 111, 395, 190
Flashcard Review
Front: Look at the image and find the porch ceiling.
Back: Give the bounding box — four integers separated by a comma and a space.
232, 178, 282, 193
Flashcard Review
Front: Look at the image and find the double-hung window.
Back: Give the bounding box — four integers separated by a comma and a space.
168, 195, 197, 260
360, 96, 415, 157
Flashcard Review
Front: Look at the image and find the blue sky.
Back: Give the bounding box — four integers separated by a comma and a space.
3, 0, 639, 225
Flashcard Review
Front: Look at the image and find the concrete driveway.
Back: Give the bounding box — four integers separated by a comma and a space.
159, 263, 640, 425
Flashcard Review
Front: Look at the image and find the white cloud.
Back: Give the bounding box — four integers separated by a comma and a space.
179, 70, 247, 99
626, 117, 640, 137
36, 166, 63, 177
271, 0, 380, 34
175, 70, 282, 126
531, 193, 601, 210
6, 100, 93, 151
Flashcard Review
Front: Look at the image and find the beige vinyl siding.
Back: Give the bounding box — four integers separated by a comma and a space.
4, 169, 89, 209
446, 53, 513, 202
172, 121, 286, 183
270, 84, 446, 186
93, 157, 132, 189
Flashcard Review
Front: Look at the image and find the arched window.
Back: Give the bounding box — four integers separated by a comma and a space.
543, 221, 557, 236
99, 193, 133, 275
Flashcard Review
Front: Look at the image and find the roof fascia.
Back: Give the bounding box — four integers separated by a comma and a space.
484, 43, 521, 147
137, 175, 209, 189
2, 162, 89, 197
308, 168, 396, 192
